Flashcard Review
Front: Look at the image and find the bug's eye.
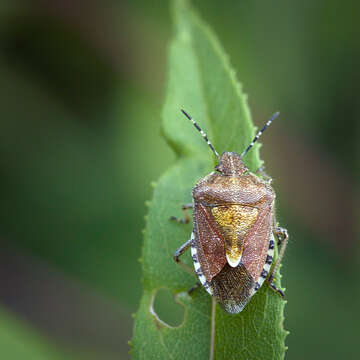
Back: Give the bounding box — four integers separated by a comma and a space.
215, 165, 221, 172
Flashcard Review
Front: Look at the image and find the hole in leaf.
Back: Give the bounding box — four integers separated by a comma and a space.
151, 288, 185, 327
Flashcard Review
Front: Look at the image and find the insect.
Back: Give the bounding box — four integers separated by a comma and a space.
170, 109, 288, 314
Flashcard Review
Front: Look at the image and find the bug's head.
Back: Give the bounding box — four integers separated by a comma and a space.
215, 152, 247, 176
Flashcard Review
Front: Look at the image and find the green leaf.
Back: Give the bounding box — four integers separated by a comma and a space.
132, 0, 288, 359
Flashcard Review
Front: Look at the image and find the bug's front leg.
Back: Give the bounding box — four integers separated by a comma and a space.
267, 227, 289, 298
256, 165, 273, 184
169, 203, 193, 224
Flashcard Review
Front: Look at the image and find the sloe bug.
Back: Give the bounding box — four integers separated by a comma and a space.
170, 110, 288, 314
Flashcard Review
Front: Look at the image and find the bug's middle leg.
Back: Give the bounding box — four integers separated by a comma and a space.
173, 238, 195, 275
171, 207, 201, 294
169, 203, 193, 224
174, 239, 201, 294
267, 227, 289, 298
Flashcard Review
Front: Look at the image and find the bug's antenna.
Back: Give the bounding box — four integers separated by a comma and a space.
241, 112, 280, 158
181, 109, 219, 159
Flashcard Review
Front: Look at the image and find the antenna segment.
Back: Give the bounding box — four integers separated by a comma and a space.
181, 109, 219, 159
241, 112, 280, 158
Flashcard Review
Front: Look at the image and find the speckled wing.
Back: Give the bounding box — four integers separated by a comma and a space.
193, 203, 227, 283
211, 263, 255, 313
241, 205, 273, 285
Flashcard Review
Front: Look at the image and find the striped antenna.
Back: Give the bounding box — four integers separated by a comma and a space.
181, 109, 219, 159
241, 112, 280, 158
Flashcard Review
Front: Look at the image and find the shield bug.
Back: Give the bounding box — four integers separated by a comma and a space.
171, 109, 288, 314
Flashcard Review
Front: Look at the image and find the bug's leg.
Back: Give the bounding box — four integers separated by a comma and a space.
267, 227, 289, 298
188, 280, 201, 295
268, 283, 285, 298
169, 203, 193, 224
174, 240, 201, 292
256, 165, 273, 184
173, 238, 194, 274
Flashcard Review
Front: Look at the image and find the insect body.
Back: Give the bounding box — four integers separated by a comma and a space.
171, 110, 288, 314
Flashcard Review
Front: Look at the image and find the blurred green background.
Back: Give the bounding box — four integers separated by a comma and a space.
0, 0, 358, 359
